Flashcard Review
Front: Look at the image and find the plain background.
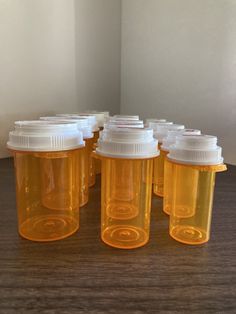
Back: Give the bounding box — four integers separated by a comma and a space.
0, 0, 121, 158
121, 0, 236, 164
0, 0, 235, 164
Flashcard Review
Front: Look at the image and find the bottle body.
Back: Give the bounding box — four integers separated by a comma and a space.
94, 130, 101, 175
100, 156, 153, 249
153, 146, 167, 197
79, 145, 89, 207
12, 149, 80, 242
163, 156, 172, 215
169, 161, 216, 245
88, 135, 96, 187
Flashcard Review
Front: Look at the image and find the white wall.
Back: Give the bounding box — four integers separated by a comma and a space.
0, 0, 121, 157
74, 0, 121, 114
121, 0, 236, 164
0, 0, 77, 157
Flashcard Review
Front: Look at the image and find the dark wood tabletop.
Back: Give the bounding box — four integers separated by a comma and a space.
0, 158, 235, 314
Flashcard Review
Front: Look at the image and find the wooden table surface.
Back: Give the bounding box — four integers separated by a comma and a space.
0, 158, 235, 313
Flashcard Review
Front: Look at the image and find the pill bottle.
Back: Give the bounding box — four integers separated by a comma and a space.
95, 128, 159, 249
167, 135, 226, 245
151, 123, 184, 197
76, 113, 104, 175
7, 121, 84, 242
56, 113, 99, 185
162, 129, 201, 215
40, 116, 93, 206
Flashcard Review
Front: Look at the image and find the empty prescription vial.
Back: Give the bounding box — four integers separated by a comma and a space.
7, 120, 85, 242
162, 129, 201, 215
167, 134, 226, 245
95, 127, 159, 249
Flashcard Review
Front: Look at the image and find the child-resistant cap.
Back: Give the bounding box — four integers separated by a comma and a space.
96, 128, 159, 159
145, 119, 167, 127
161, 129, 201, 151
104, 120, 144, 129
109, 115, 139, 121
85, 110, 110, 124
7, 120, 85, 152
168, 134, 223, 165
40, 116, 93, 139
56, 114, 99, 132
149, 122, 184, 143
79, 112, 106, 128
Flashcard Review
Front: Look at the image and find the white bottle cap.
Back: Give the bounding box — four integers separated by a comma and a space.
56, 114, 99, 132
145, 119, 167, 127
161, 129, 201, 151
7, 120, 85, 152
40, 116, 93, 139
150, 123, 184, 143
79, 112, 106, 128
109, 115, 139, 121
85, 110, 110, 123
96, 128, 159, 159
168, 134, 224, 165
104, 120, 144, 129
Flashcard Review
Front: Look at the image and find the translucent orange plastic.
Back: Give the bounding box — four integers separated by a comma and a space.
87, 135, 96, 187
93, 130, 101, 175
153, 145, 167, 197
168, 161, 227, 245
11, 149, 80, 242
99, 156, 153, 249
79, 146, 89, 207
163, 157, 173, 215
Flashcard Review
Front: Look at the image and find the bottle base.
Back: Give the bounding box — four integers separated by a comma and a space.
163, 205, 171, 215
89, 177, 96, 187
153, 191, 163, 197
80, 195, 89, 207
106, 202, 138, 220
153, 184, 163, 197
170, 225, 209, 245
42, 193, 79, 211
102, 225, 148, 249
174, 205, 195, 218
19, 215, 79, 242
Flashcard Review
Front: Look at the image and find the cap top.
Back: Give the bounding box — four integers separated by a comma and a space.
150, 123, 184, 142
168, 134, 223, 165
7, 120, 84, 152
96, 127, 159, 159
104, 119, 144, 129
56, 114, 99, 132
161, 128, 201, 151
109, 115, 139, 121
40, 116, 93, 139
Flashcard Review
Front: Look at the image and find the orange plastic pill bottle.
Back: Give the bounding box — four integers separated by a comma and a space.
57, 113, 99, 186
152, 123, 185, 197
40, 116, 94, 207
96, 127, 159, 249
167, 135, 226, 245
148, 121, 176, 196
162, 129, 201, 215
7, 121, 84, 242
76, 113, 103, 176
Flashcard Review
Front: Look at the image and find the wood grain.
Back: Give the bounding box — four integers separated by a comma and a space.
0, 158, 235, 313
